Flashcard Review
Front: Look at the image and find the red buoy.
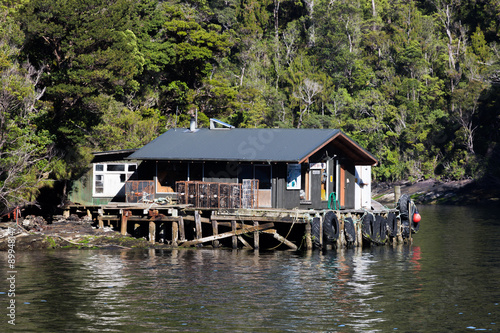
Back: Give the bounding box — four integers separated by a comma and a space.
413, 213, 421, 223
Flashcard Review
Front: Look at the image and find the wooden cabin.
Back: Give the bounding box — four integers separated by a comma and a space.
63, 121, 420, 251
123, 120, 378, 211
68, 149, 139, 205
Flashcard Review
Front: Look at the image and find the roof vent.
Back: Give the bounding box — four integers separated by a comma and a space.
210, 118, 234, 130
189, 115, 197, 131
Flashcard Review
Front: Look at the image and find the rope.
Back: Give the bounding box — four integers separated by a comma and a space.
266, 212, 298, 250
328, 192, 339, 210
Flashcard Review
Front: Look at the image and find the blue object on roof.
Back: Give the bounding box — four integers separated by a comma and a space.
127, 128, 377, 165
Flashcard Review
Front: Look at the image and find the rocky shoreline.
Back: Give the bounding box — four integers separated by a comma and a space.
0, 215, 168, 251
372, 178, 500, 206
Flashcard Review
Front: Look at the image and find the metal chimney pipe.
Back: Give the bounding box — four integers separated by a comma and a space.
190, 115, 196, 131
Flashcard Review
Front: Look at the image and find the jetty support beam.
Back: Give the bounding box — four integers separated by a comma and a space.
262, 229, 298, 250
180, 223, 274, 247
253, 221, 259, 250
194, 210, 202, 242
211, 214, 219, 248
305, 223, 312, 250
120, 210, 131, 235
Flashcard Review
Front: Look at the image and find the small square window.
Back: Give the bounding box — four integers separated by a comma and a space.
128, 165, 136, 172
95, 164, 104, 172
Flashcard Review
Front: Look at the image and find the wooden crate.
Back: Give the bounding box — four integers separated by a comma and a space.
176, 181, 242, 209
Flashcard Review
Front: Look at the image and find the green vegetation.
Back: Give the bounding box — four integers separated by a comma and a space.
45, 236, 58, 248
1, 0, 499, 213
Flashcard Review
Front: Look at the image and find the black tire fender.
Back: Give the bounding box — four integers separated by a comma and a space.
344, 217, 356, 243
311, 217, 321, 247
362, 213, 374, 239
323, 211, 339, 243
386, 212, 398, 237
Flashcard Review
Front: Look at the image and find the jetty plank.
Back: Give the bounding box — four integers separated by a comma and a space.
212, 215, 299, 223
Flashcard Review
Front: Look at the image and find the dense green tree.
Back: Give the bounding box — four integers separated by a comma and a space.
0, 4, 55, 212
2, 0, 499, 211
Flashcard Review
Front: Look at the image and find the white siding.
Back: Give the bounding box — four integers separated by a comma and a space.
354, 166, 372, 209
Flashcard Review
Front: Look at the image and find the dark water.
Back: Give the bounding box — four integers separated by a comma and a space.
1, 205, 499, 332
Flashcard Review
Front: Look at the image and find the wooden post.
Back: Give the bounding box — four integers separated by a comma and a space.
211, 215, 219, 248
336, 211, 344, 249
120, 210, 130, 235
98, 215, 104, 229
231, 220, 237, 249
408, 200, 413, 244
305, 223, 312, 250
397, 217, 403, 244
253, 221, 259, 250
194, 210, 202, 240
356, 214, 363, 247
395, 185, 401, 205
179, 216, 186, 241
149, 221, 156, 244
172, 221, 179, 246
319, 214, 323, 250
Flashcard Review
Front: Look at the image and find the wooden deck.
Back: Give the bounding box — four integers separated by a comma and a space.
63, 202, 406, 250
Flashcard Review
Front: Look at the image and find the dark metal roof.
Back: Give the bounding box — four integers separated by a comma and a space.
92, 148, 138, 156
127, 128, 378, 165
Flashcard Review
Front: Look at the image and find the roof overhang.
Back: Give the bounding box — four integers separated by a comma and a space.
299, 131, 378, 166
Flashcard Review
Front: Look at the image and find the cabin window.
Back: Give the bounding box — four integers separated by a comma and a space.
107, 164, 125, 172
93, 163, 137, 197
95, 175, 104, 194
286, 164, 301, 190
254, 165, 271, 189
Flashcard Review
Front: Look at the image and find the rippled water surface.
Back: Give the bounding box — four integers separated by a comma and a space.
1, 205, 499, 332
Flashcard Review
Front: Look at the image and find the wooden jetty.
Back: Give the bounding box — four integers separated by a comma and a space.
63, 202, 413, 250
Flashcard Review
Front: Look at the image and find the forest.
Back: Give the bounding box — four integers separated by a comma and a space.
1, 0, 499, 213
